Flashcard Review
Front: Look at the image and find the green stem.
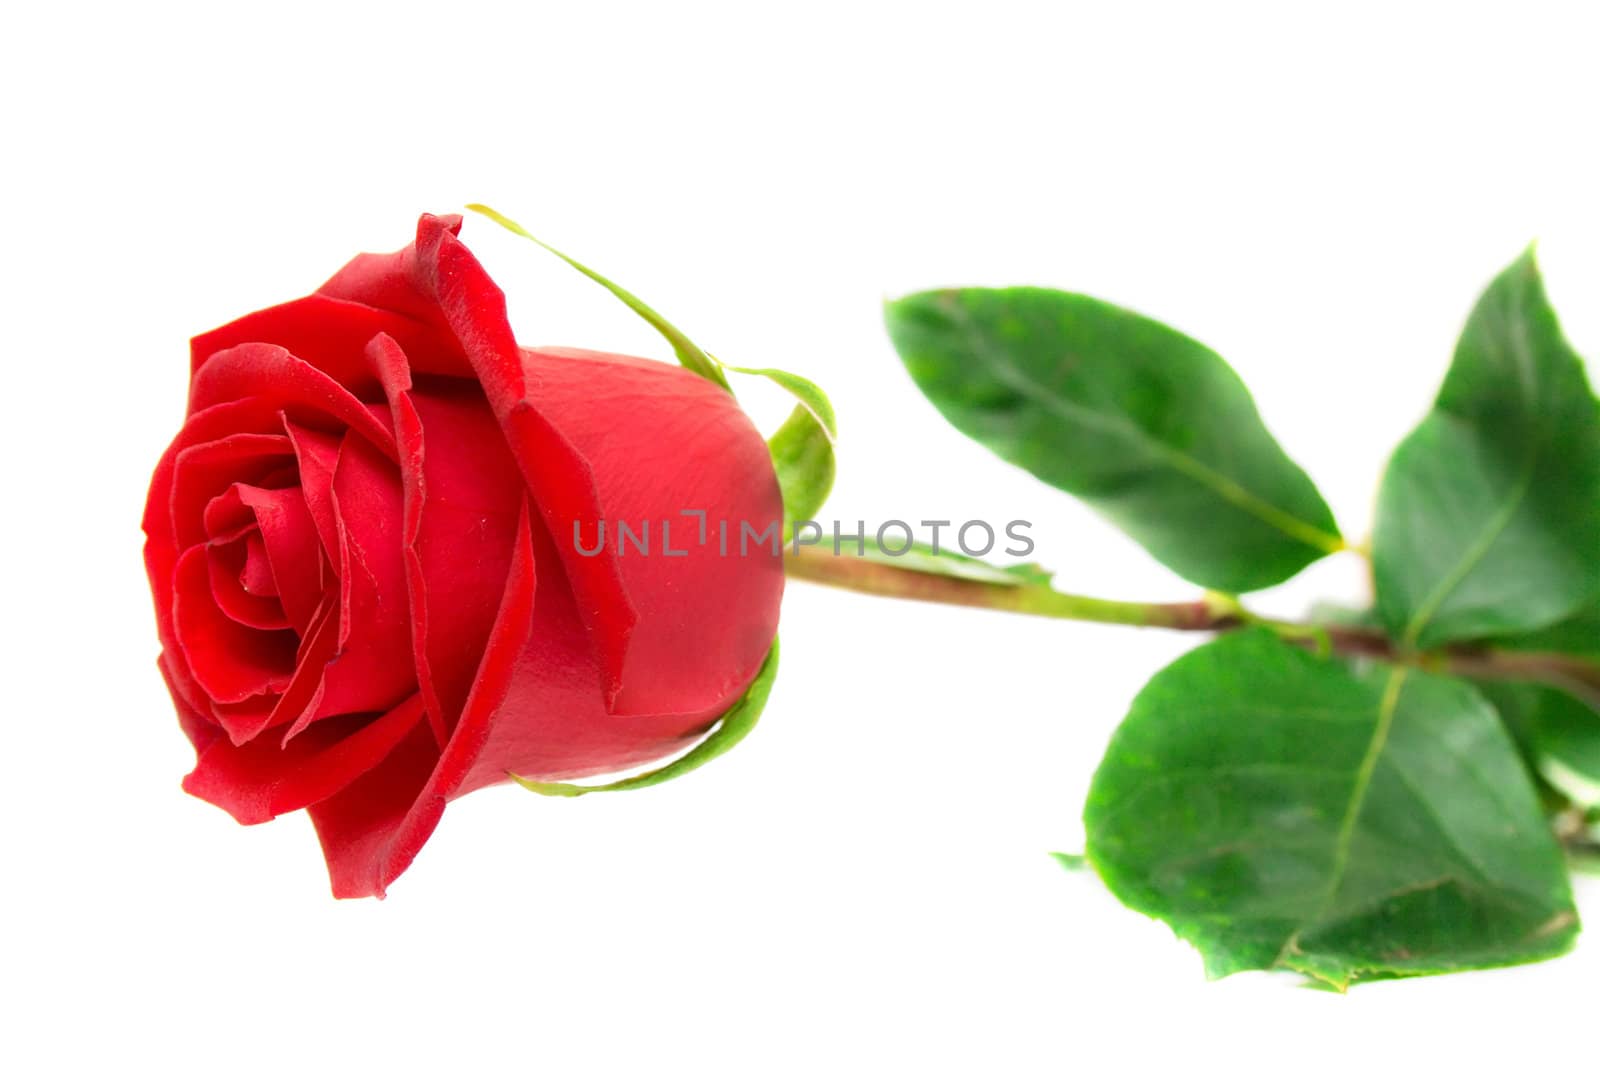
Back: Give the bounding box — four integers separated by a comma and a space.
784, 550, 1600, 705
784, 549, 1228, 629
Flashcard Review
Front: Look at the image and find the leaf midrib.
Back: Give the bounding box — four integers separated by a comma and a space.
1399, 274, 1554, 647
1400, 416, 1540, 648
1274, 666, 1407, 968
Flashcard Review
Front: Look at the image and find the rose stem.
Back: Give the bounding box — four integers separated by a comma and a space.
783, 549, 1600, 704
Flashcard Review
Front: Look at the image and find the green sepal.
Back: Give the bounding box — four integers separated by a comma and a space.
467, 203, 836, 528
769, 406, 835, 529
466, 202, 729, 388
726, 364, 837, 441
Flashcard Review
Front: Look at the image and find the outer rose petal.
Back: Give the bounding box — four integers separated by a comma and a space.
328, 215, 630, 707
309, 500, 540, 898
160, 651, 222, 754
365, 333, 525, 742
184, 695, 428, 826
315, 219, 465, 352
402, 215, 784, 718
189, 342, 397, 460
458, 502, 729, 791
307, 497, 761, 898
516, 346, 785, 719
191, 294, 471, 389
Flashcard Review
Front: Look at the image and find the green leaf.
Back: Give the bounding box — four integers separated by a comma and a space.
826, 533, 1053, 587
1476, 681, 1600, 812
1085, 629, 1577, 988
1050, 852, 1090, 872
884, 288, 1341, 593
467, 203, 837, 529
1373, 248, 1600, 650
512, 640, 780, 796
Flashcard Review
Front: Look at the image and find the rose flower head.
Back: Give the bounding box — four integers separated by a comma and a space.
143, 212, 830, 897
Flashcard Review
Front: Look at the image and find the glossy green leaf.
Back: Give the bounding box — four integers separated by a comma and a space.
1085, 629, 1577, 988
468, 204, 837, 529
1373, 248, 1600, 649
885, 288, 1341, 592
1476, 681, 1600, 812
512, 640, 779, 797
826, 534, 1053, 587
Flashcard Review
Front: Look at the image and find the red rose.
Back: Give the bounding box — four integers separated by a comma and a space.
144, 214, 784, 898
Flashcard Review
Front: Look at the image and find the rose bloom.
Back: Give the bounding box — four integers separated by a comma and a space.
143, 214, 784, 897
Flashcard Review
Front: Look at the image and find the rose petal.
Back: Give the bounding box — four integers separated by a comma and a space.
305, 718, 442, 900
411, 389, 525, 725
281, 419, 343, 574
315, 219, 469, 367
171, 433, 296, 547
213, 594, 343, 744
189, 342, 397, 461
286, 431, 414, 736
205, 534, 290, 631
172, 544, 296, 707
240, 531, 276, 596
149, 400, 308, 716
363, 333, 442, 745
499, 402, 636, 706
396, 219, 782, 719
513, 347, 785, 719
396, 216, 639, 707
309, 497, 749, 899
202, 485, 255, 542
184, 693, 427, 826
235, 484, 324, 635
307, 499, 538, 899
192, 294, 470, 389
159, 651, 223, 754
366, 332, 524, 745
457, 506, 720, 792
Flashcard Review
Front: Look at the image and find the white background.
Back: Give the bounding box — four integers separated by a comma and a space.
5, 2, 1599, 1063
